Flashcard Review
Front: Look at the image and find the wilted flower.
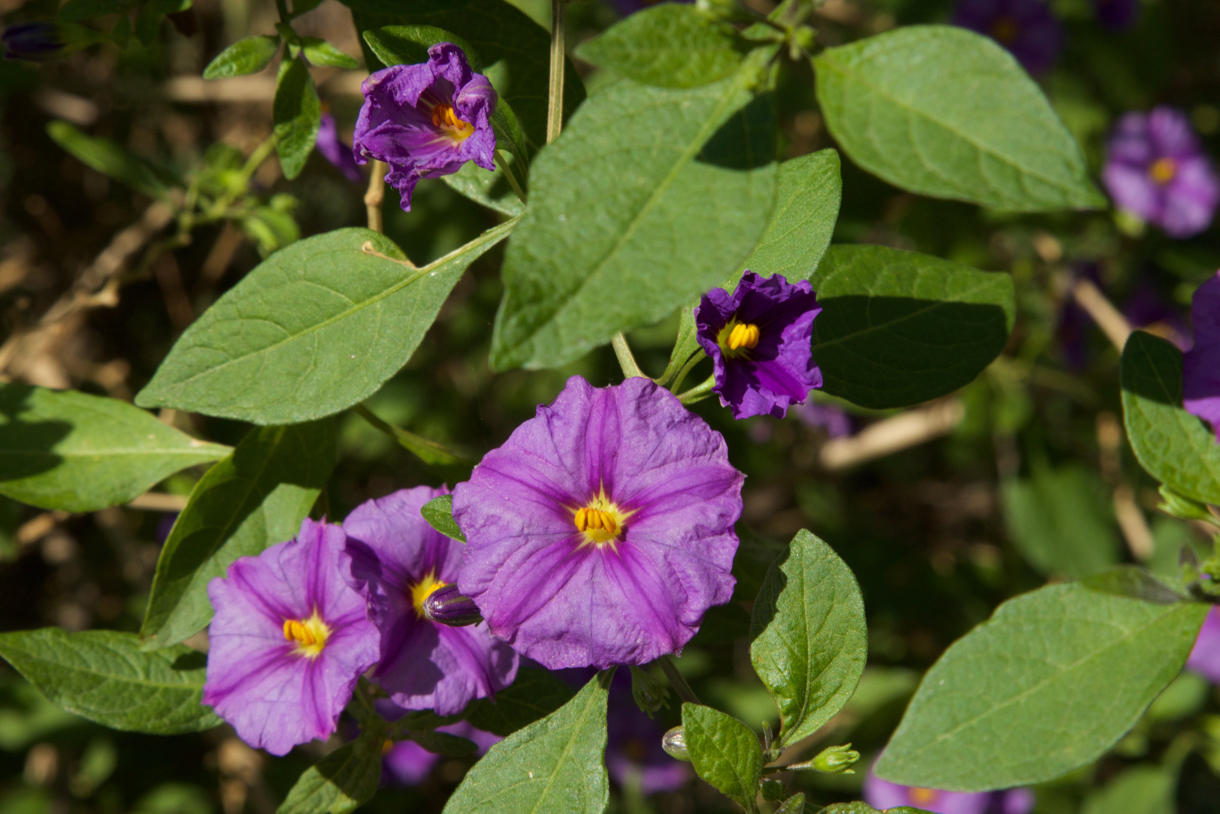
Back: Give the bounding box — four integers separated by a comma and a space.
951, 0, 1064, 74
1103, 107, 1220, 238
343, 486, 518, 716
695, 271, 823, 420
453, 375, 744, 669
1187, 606, 1220, 683
1184, 272, 1220, 441
864, 766, 1035, 814
1093, 0, 1140, 30
2, 22, 97, 61
317, 112, 363, 184
352, 42, 497, 212
202, 520, 380, 756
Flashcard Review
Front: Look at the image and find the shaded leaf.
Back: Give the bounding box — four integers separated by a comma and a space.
682, 703, 763, 814
273, 58, 321, 180
463, 668, 577, 737
279, 733, 382, 814
420, 495, 466, 542
203, 35, 280, 79
48, 121, 167, 199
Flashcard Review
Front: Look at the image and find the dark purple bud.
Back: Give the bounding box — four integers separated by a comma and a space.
422, 584, 482, 627
2, 22, 97, 62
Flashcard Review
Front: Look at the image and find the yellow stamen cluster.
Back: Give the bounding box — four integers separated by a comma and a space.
575, 507, 618, 537
909, 788, 940, 806
282, 610, 331, 658
716, 319, 762, 359
573, 488, 631, 548
990, 17, 1019, 43
1149, 157, 1178, 185
431, 103, 475, 143
410, 572, 448, 619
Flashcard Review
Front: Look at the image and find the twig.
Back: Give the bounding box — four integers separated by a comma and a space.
1073, 278, 1132, 351
546, 0, 566, 144
612, 332, 644, 379
365, 160, 386, 233
820, 398, 965, 471
659, 655, 701, 705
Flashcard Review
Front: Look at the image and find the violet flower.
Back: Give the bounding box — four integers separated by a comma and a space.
1187, 606, 1220, 683
352, 43, 497, 212
453, 375, 744, 669
1124, 280, 1192, 351
1093, 0, 1140, 30
1103, 107, 1220, 238
202, 520, 380, 756
865, 766, 1035, 814
951, 0, 1064, 74
1183, 272, 1220, 441
606, 677, 691, 794
317, 112, 364, 184
343, 486, 518, 716
793, 400, 852, 438
695, 271, 823, 421
379, 698, 501, 786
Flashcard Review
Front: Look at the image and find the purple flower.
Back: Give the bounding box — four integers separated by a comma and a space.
608, 0, 691, 17
352, 43, 497, 212
202, 520, 379, 756
1187, 606, 1220, 683
2, 22, 91, 61
317, 112, 364, 184
453, 375, 744, 669
695, 271, 823, 420
952, 0, 1064, 74
380, 705, 501, 786
1184, 272, 1220, 441
1093, 0, 1140, 30
1124, 280, 1192, 351
793, 400, 852, 438
606, 682, 691, 794
1103, 107, 1220, 238
865, 766, 1034, 814
343, 486, 518, 716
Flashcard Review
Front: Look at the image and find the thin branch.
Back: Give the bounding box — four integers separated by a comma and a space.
612, 332, 644, 379
495, 149, 528, 203
1073, 278, 1132, 351
365, 160, 386, 233
659, 655, 701, 705
820, 398, 965, 471
546, 0, 566, 144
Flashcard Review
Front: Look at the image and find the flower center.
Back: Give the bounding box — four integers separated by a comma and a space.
1149, 157, 1178, 185
282, 609, 330, 658
716, 319, 761, 359
410, 572, 448, 619
909, 788, 940, 806
990, 17, 1020, 43
431, 103, 475, 143
573, 489, 630, 549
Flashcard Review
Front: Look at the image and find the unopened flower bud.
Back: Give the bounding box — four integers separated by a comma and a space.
809, 743, 860, 774
422, 584, 482, 627
661, 725, 689, 761
629, 665, 670, 716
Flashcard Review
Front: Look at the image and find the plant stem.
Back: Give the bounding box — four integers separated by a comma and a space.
365, 160, 386, 233
495, 148, 528, 203
659, 655, 701, 705
676, 375, 716, 404
546, 0, 566, 144
612, 332, 645, 379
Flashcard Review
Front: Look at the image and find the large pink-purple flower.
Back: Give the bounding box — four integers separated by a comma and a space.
865, 765, 1034, 814
695, 271, 823, 420
1103, 107, 1220, 238
951, 0, 1064, 74
452, 375, 744, 669
343, 486, 518, 716
353, 42, 497, 212
1187, 606, 1220, 683
202, 520, 380, 756
1184, 272, 1220, 441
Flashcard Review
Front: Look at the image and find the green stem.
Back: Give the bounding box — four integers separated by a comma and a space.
612, 332, 645, 379
676, 375, 716, 404
659, 655, 701, 705
495, 148, 528, 203
546, 0, 566, 144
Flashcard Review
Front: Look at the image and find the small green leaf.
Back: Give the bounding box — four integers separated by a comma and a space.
750, 530, 867, 748
774, 793, 807, 814
682, 703, 763, 814
1121, 331, 1220, 505
0, 384, 229, 512
273, 57, 321, 180
575, 5, 746, 89
203, 35, 281, 79
821, 804, 930, 814
279, 733, 383, 814
140, 420, 336, 648
1082, 566, 1187, 605
814, 26, 1104, 212
47, 121, 168, 199
0, 629, 219, 734
463, 668, 577, 736
300, 38, 359, 69
420, 495, 466, 542
136, 224, 514, 425
809, 245, 1016, 409
442, 672, 610, 814
1080, 767, 1173, 814
875, 582, 1210, 790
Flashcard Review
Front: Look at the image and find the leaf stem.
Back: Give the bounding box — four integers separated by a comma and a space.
676, 375, 716, 404
546, 0, 566, 144
365, 160, 386, 233
659, 655, 701, 705
612, 332, 645, 379
495, 148, 528, 203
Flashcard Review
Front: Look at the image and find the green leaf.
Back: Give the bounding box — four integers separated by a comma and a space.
821, 805, 929, 814
813, 26, 1104, 212
140, 420, 336, 648
809, 245, 1015, 409
0, 384, 229, 512
300, 38, 358, 69
463, 668, 577, 737
574, 5, 746, 89
682, 703, 763, 814
491, 61, 777, 371
750, 530, 867, 748
47, 121, 167, 199
1083, 566, 1188, 605
273, 57, 321, 181
442, 672, 610, 814
363, 25, 483, 70
774, 794, 807, 814
420, 495, 466, 542
402, 729, 477, 757
135, 223, 514, 424
1121, 331, 1220, 505
875, 582, 1210, 791
0, 629, 220, 734
1081, 767, 1174, 814
58, 0, 124, 23
1000, 463, 1121, 579
203, 35, 280, 79
279, 733, 382, 814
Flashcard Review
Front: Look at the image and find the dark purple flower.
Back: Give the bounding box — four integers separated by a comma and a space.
2, 22, 93, 61
1187, 606, 1220, 683
606, 679, 691, 794
608, 0, 691, 17
380, 707, 500, 786
695, 271, 823, 420
343, 486, 518, 716
952, 0, 1064, 74
353, 43, 497, 212
793, 400, 851, 438
865, 765, 1034, 814
202, 520, 380, 756
317, 113, 364, 184
1093, 0, 1140, 30
1124, 280, 1192, 351
1103, 107, 1220, 238
453, 375, 744, 669
1184, 272, 1220, 441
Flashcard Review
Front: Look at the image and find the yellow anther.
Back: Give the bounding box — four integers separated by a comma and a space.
430, 103, 475, 143
282, 610, 330, 658
1150, 157, 1178, 185
573, 488, 631, 548
726, 323, 761, 351
410, 572, 448, 619
990, 17, 1019, 43
909, 788, 940, 806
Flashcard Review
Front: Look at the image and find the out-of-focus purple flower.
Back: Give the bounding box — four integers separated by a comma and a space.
1187, 606, 1220, 683
317, 112, 364, 184
793, 400, 852, 438
156, 512, 179, 544
951, 0, 1064, 74
1124, 280, 1192, 351
1103, 107, 1220, 238
343, 486, 518, 716
353, 43, 496, 212
695, 271, 823, 420
608, 0, 691, 17
1092, 0, 1140, 30
864, 766, 1035, 814
453, 375, 744, 670
607, 684, 691, 794
2, 22, 96, 61
202, 520, 380, 756
1183, 272, 1220, 441
379, 699, 500, 786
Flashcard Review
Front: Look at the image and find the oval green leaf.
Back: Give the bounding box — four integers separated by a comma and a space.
682, 703, 763, 814
203, 34, 280, 79
273, 57, 321, 181
279, 733, 383, 814
48, 121, 168, 199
